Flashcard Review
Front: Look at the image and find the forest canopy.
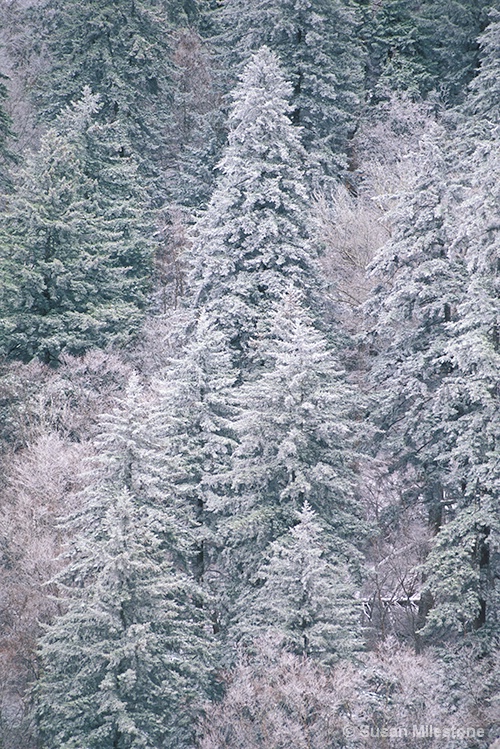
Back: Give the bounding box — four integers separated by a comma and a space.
0, 1, 499, 747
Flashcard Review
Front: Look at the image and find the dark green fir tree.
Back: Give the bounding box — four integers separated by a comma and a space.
356, 0, 491, 103
32, 0, 182, 179
0, 89, 154, 364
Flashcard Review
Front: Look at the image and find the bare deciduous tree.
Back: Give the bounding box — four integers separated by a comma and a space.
0, 433, 93, 749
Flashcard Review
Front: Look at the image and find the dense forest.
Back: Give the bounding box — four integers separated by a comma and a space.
0, 0, 499, 747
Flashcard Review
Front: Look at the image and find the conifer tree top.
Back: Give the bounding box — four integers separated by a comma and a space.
213, 0, 363, 181
228, 45, 296, 141
191, 47, 321, 368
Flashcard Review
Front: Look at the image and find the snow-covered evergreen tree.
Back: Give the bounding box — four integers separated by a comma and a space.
155, 50, 330, 612
359, 0, 492, 103
36, 376, 213, 749
152, 312, 239, 582
37, 489, 212, 749
466, 9, 500, 125
32, 0, 179, 179
366, 37, 500, 637
234, 501, 363, 663
214, 0, 363, 183
0, 89, 154, 364
190, 46, 322, 375
365, 127, 465, 531
213, 288, 364, 627
421, 71, 500, 636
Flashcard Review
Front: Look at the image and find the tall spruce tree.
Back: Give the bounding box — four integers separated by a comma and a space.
0, 90, 154, 364
212, 289, 364, 638
365, 29, 500, 638
422, 164, 500, 635
214, 0, 364, 183
36, 376, 213, 749
190, 46, 322, 375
